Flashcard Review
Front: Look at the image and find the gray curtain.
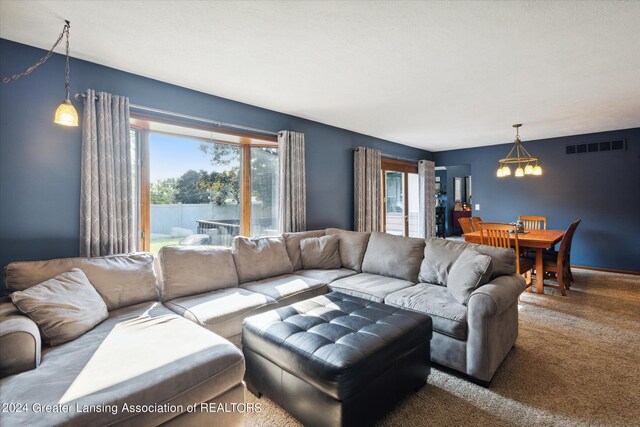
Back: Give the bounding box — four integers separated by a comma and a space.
278, 131, 306, 233
80, 89, 134, 256
418, 160, 436, 238
354, 147, 383, 232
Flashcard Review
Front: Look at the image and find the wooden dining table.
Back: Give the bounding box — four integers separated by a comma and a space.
463, 229, 566, 294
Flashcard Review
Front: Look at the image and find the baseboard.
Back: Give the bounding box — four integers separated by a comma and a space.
572, 265, 640, 276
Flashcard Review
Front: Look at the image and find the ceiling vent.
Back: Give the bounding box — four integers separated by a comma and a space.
565, 139, 626, 155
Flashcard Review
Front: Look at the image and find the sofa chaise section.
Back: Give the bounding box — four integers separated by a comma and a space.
1, 254, 246, 426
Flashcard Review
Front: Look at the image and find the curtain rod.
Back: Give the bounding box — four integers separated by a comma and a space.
75, 92, 280, 136
354, 148, 422, 164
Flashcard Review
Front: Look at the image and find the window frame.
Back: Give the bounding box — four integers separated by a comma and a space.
131, 113, 278, 252
381, 158, 418, 237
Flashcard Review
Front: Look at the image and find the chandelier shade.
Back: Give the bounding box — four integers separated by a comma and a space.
496, 124, 541, 178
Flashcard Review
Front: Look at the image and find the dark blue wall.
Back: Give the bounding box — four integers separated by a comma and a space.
0, 39, 432, 272
434, 129, 640, 272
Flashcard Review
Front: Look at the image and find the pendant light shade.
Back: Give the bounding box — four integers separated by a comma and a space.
515, 166, 524, 177
502, 165, 511, 176
496, 167, 504, 177
54, 98, 79, 126
533, 165, 542, 176
524, 164, 534, 175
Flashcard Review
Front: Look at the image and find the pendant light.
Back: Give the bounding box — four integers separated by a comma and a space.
53, 21, 78, 126
1, 20, 78, 127
496, 124, 541, 178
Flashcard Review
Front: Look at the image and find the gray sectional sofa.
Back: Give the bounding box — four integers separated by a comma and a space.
0, 228, 525, 426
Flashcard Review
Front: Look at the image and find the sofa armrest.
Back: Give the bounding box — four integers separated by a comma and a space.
467, 274, 526, 317
0, 300, 41, 378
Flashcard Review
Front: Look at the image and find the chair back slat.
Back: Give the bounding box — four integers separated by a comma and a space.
518, 215, 547, 230
470, 217, 483, 232
479, 223, 520, 273
459, 217, 475, 234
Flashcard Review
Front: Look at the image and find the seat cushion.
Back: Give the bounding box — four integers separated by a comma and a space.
165, 288, 278, 338
159, 245, 239, 301
0, 302, 245, 427
294, 268, 358, 284
385, 283, 468, 340
328, 273, 415, 303
3, 253, 158, 311
242, 291, 432, 400
283, 230, 326, 270
325, 228, 371, 272
233, 236, 293, 283
241, 274, 327, 303
419, 238, 468, 285
361, 232, 425, 282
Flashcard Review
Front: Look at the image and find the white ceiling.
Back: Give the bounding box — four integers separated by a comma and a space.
1, 1, 640, 151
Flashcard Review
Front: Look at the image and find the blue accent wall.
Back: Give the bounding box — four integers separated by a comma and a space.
0, 39, 432, 275
434, 128, 640, 272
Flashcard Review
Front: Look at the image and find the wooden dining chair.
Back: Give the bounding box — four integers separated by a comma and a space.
470, 216, 483, 232
542, 219, 581, 292
458, 217, 475, 234
518, 215, 547, 230
479, 223, 534, 285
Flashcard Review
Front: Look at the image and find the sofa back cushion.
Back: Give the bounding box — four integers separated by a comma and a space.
446, 248, 493, 305
361, 232, 425, 282
419, 238, 468, 286
3, 253, 159, 311
159, 245, 239, 301
300, 235, 342, 270
282, 230, 326, 270
470, 244, 516, 279
11, 269, 109, 346
325, 228, 371, 272
233, 236, 293, 283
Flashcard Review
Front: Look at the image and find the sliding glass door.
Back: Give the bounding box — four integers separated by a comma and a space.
382, 159, 420, 237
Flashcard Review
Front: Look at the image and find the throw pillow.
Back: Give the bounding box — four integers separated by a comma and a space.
325, 228, 370, 272
447, 247, 493, 305
10, 268, 109, 346
232, 236, 293, 283
300, 235, 342, 270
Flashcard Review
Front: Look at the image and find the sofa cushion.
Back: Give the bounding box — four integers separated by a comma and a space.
0, 301, 245, 427
419, 238, 468, 286
325, 228, 371, 272
233, 236, 293, 283
165, 288, 277, 338
328, 273, 415, 303
361, 232, 425, 282
3, 253, 159, 311
159, 245, 239, 301
11, 269, 108, 346
385, 283, 468, 340
241, 274, 326, 303
300, 235, 342, 270
283, 230, 326, 270
470, 244, 517, 279
447, 248, 493, 305
294, 268, 358, 284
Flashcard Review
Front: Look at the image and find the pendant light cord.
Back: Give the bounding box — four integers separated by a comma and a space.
1, 20, 70, 84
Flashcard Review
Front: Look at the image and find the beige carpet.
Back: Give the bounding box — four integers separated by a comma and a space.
246, 268, 640, 426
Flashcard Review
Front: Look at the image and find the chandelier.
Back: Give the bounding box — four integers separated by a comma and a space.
496, 124, 541, 177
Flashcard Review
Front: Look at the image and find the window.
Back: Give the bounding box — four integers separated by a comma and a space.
131, 116, 278, 254
381, 159, 420, 238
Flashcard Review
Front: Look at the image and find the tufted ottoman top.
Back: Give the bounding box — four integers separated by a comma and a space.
242, 291, 432, 400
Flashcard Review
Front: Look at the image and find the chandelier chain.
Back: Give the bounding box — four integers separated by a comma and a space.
1, 21, 70, 84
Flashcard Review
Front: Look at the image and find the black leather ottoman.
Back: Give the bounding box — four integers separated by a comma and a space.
242, 291, 432, 427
